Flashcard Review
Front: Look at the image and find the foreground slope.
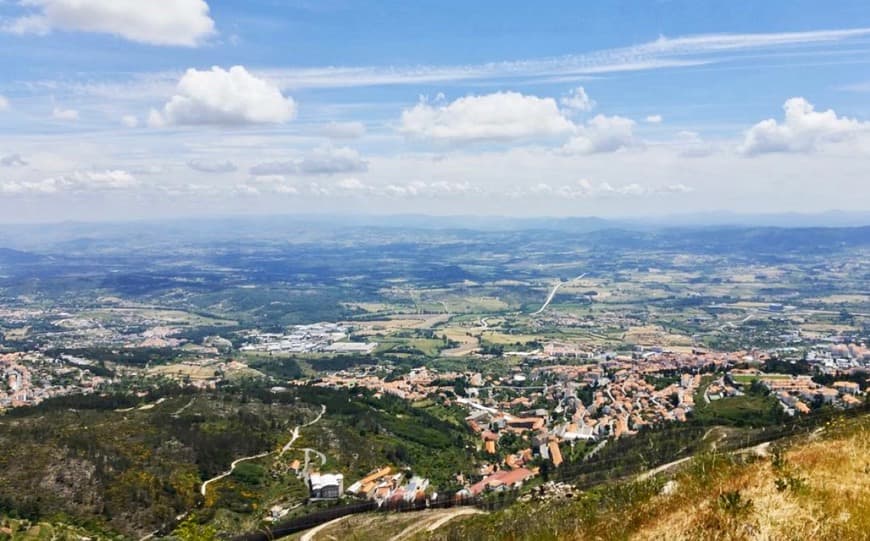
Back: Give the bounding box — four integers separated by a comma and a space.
423, 413, 869, 541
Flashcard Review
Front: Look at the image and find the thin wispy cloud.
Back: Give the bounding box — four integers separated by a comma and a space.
18, 27, 870, 100
261, 28, 870, 89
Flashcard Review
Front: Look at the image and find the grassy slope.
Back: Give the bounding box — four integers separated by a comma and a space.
422, 413, 870, 541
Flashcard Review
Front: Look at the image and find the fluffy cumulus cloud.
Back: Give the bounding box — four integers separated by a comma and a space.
187, 159, 237, 174
560, 87, 595, 112
739, 97, 868, 155
149, 66, 297, 127
1, 154, 27, 167
52, 107, 78, 121
0, 169, 137, 195
250, 147, 367, 176
4, 0, 215, 47
563, 114, 636, 154
399, 91, 575, 142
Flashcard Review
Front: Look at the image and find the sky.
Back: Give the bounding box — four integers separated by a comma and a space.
1, 0, 870, 223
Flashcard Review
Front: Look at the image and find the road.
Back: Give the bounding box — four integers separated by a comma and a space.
456, 397, 511, 418
387, 508, 485, 541
717, 310, 756, 332
280, 404, 326, 457
172, 397, 195, 417
201, 404, 327, 497
200, 452, 272, 496
533, 274, 586, 315
635, 437, 776, 483
300, 515, 352, 541
425, 508, 485, 533
115, 397, 166, 413
301, 447, 327, 472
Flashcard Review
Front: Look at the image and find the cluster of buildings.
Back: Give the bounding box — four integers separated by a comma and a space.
459, 467, 536, 497
807, 343, 870, 373
346, 467, 431, 505
0, 352, 108, 408
240, 323, 377, 354
728, 369, 866, 414
306, 341, 866, 501
309, 366, 460, 401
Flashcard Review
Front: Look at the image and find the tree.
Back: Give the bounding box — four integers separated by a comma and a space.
453, 378, 468, 398
174, 517, 217, 541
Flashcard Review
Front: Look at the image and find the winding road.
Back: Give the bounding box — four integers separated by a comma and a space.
200, 404, 327, 497
280, 404, 326, 457
200, 452, 272, 496
172, 397, 195, 417
533, 274, 586, 315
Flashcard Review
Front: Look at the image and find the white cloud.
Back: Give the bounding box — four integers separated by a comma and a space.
839, 81, 870, 93
187, 159, 237, 174
68, 169, 138, 189
0, 179, 57, 195
525, 179, 692, 199
231, 177, 481, 199
634, 29, 870, 56
241, 175, 298, 195
0, 169, 137, 195
399, 91, 575, 142
381, 180, 476, 198
318, 121, 367, 139
258, 28, 870, 90
336, 177, 366, 191
656, 183, 693, 194
1, 154, 27, 167
560, 87, 595, 112
129, 165, 164, 176
739, 97, 868, 155
52, 107, 78, 121
4, 0, 215, 47
563, 114, 636, 154
676, 131, 714, 158
121, 115, 139, 128
0, 95, 8, 111
250, 147, 368, 176
645, 114, 663, 124
149, 66, 297, 127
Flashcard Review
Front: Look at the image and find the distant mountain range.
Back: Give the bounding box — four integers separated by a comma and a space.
0, 211, 868, 251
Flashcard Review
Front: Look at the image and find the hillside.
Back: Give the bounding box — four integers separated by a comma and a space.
419, 413, 870, 541
0, 384, 475, 539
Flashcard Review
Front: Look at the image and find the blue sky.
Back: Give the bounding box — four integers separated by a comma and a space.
1, 0, 869, 222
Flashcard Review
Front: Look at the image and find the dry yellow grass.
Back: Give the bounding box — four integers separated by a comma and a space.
427, 415, 869, 541
632, 418, 870, 541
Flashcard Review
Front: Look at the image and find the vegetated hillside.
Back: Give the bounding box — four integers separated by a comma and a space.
0, 384, 476, 539
0, 387, 315, 538
423, 413, 870, 541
